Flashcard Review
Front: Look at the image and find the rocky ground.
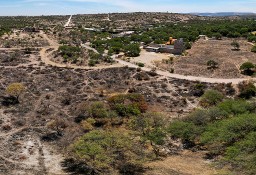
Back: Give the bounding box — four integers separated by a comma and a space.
0, 32, 49, 48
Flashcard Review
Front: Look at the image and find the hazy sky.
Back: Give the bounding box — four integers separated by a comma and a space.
0, 0, 256, 16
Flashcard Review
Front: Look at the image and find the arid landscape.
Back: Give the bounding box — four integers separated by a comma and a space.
0, 8, 256, 175
174, 38, 256, 78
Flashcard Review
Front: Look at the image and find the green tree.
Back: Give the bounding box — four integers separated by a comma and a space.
238, 82, 256, 99
88, 101, 109, 118
131, 112, 167, 157
168, 121, 200, 142
124, 43, 141, 57
240, 62, 255, 75
207, 60, 218, 69
200, 90, 224, 107
71, 130, 138, 169
231, 40, 240, 50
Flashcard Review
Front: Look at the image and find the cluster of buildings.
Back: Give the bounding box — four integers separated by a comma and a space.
144, 37, 185, 55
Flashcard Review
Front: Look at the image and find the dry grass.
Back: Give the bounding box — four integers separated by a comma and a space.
145, 150, 218, 175
174, 38, 256, 78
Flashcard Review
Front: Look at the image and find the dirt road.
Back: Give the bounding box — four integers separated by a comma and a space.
64, 15, 72, 27
114, 58, 254, 84
1, 31, 255, 84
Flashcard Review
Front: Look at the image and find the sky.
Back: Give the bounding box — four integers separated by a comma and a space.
0, 0, 256, 16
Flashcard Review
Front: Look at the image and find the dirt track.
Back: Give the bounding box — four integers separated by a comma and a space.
115, 58, 254, 84
1, 31, 254, 84
39, 33, 256, 84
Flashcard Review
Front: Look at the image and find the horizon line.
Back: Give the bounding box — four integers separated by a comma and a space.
0, 11, 255, 17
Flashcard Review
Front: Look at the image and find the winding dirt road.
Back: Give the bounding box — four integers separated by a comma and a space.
114, 58, 254, 84
1, 30, 255, 84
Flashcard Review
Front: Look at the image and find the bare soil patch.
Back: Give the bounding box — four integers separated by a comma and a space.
145, 150, 217, 175
130, 50, 171, 68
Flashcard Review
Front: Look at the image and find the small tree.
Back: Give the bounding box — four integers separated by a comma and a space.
130, 112, 167, 157
200, 90, 224, 107
71, 130, 137, 169
145, 128, 166, 158
6, 83, 25, 102
207, 60, 218, 69
47, 118, 68, 135
124, 43, 140, 57
238, 81, 256, 99
231, 40, 240, 50
240, 62, 255, 75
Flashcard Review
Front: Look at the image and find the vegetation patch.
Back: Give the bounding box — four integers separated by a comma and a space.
168, 97, 256, 174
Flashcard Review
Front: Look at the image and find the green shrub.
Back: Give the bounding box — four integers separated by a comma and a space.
71, 130, 132, 169
145, 127, 166, 145
114, 103, 141, 116
168, 99, 256, 174
201, 114, 256, 152
199, 90, 224, 107
240, 62, 255, 75
124, 43, 141, 57
137, 62, 145, 67
207, 60, 218, 69
58, 45, 81, 62
231, 40, 240, 50
238, 82, 256, 99
107, 94, 148, 117
168, 121, 201, 141
217, 99, 254, 115
206, 107, 229, 121
184, 109, 209, 126
225, 132, 256, 174
71, 129, 147, 172
88, 59, 96, 67
192, 83, 206, 97
87, 102, 115, 118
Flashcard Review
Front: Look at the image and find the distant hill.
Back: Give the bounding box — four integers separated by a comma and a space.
190, 12, 256, 17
